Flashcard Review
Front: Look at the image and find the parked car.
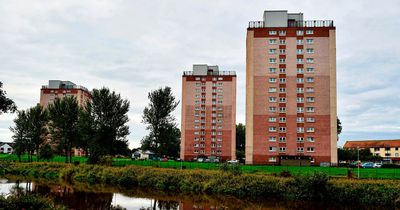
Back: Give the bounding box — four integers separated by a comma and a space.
362, 162, 374, 168
373, 163, 382, 168
197, 158, 204, 162
211, 159, 220, 163
227, 160, 239, 164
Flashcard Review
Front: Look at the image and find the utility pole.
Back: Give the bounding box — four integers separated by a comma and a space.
357, 146, 360, 179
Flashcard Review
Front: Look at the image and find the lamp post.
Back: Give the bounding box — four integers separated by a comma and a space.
357, 146, 360, 179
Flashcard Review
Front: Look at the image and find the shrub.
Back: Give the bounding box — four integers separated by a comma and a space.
291, 172, 329, 200
280, 170, 291, 177
219, 162, 242, 175
0, 193, 66, 210
39, 144, 54, 160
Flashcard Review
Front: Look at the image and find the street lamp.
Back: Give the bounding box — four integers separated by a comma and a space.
357, 146, 360, 179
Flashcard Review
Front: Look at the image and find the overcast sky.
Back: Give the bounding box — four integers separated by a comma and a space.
0, 0, 399, 148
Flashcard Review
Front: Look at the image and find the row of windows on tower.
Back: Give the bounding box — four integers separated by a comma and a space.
268, 117, 315, 123
268, 97, 315, 103
268, 87, 314, 93
194, 150, 222, 154
268, 38, 314, 45
268, 48, 314, 54
268, 127, 315, 133
268, 107, 315, 113
268, 30, 314, 36
268, 147, 315, 153
269, 58, 314, 64
268, 68, 315, 73
195, 82, 223, 87
268, 77, 314, 83
269, 136, 315, 142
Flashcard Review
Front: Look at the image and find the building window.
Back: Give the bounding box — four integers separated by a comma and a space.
269, 30, 277, 35
307, 127, 315, 132
307, 97, 315, 102
306, 77, 314, 83
279, 59, 286, 63
297, 137, 304, 142
268, 157, 277, 162
269, 39, 277, 44
279, 30, 286, 36
279, 147, 286, 153
297, 88, 304, 93
306, 30, 314, 35
269, 58, 277, 63
297, 117, 304, 123
306, 67, 314, 73
306, 39, 314, 44
269, 127, 277, 132
307, 137, 315, 142
297, 49, 303, 54
279, 88, 286, 93
306, 48, 314, 54
306, 107, 315, 113
268, 117, 277, 122
279, 78, 286, 83
297, 39, 304, 45
269, 97, 277, 102
297, 68, 304, 73
306, 58, 314, 63
279, 107, 286, 113
297, 147, 304, 153
306, 117, 315, 122
269, 107, 276, 113
279, 40, 286, 45
269, 68, 277, 73
269, 78, 277, 83
279, 117, 286, 122
297, 59, 304, 64
279, 97, 286, 103
374, 147, 380, 152
297, 127, 304, 133
296, 30, 304, 36
269, 49, 277, 54
279, 127, 286, 133
297, 78, 304, 83
297, 97, 304, 103
279, 137, 286, 142
269, 87, 277, 93
297, 107, 304, 113
307, 147, 315, 152
269, 136, 276, 142
306, 87, 314, 93
280, 68, 286, 73
269, 147, 277, 152
280, 49, 286, 54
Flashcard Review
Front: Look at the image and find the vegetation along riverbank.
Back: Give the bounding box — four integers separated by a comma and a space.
3, 162, 400, 208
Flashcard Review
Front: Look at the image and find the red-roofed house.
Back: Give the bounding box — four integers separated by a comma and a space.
343, 140, 400, 163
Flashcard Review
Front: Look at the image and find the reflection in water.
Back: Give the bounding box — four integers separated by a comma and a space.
0, 178, 388, 210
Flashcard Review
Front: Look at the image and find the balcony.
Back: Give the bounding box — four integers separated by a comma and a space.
248, 20, 334, 29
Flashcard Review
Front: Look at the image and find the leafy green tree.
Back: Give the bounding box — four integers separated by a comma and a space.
0, 82, 17, 115
10, 110, 29, 162
236, 123, 245, 161
27, 105, 48, 161
39, 143, 54, 160
84, 87, 130, 163
48, 97, 80, 163
141, 87, 179, 158
337, 117, 342, 141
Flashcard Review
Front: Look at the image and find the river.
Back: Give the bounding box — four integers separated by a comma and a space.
0, 177, 388, 210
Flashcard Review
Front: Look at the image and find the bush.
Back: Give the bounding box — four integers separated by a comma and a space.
98, 156, 113, 166
280, 170, 291, 177
0, 193, 66, 210
219, 162, 241, 175
291, 172, 329, 200
39, 144, 54, 160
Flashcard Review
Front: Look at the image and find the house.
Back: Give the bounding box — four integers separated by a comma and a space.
0, 142, 15, 154
132, 150, 155, 160
344, 139, 400, 164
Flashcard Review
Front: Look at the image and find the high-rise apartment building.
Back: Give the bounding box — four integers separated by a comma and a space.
246, 11, 337, 165
40, 80, 91, 108
181, 65, 236, 161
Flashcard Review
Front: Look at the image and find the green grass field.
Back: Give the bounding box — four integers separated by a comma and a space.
1, 153, 399, 179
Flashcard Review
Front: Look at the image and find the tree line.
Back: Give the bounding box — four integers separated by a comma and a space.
9, 87, 130, 163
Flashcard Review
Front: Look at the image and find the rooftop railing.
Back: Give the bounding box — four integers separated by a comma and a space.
248, 20, 334, 28
42, 85, 89, 92
183, 71, 236, 76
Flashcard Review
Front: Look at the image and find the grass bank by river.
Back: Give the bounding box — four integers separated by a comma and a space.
4, 162, 400, 208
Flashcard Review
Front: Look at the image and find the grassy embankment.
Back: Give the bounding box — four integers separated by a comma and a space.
3, 162, 400, 208
1, 153, 399, 179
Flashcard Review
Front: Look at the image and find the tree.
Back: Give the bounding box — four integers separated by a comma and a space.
48, 97, 80, 163
10, 110, 29, 162
0, 82, 17, 115
141, 87, 179, 158
84, 87, 130, 163
337, 117, 342, 141
27, 105, 48, 161
39, 143, 54, 160
236, 123, 245, 161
